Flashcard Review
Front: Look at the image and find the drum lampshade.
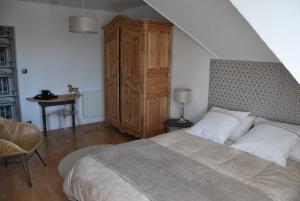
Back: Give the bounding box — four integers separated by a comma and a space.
69, 16, 98, 33
174, 88, 191, 104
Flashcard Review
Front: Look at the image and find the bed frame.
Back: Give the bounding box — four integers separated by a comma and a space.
208, 59, 300, 125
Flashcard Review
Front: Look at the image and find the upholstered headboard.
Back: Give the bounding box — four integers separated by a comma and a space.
208, 59, 300, 125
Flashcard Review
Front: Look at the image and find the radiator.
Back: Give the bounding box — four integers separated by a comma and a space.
82, 89, 102, 117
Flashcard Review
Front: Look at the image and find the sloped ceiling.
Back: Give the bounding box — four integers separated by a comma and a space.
231, 0, 300, 84
143, 0, 278, 62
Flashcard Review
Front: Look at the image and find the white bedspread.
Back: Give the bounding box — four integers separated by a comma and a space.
63, 130, 300, 201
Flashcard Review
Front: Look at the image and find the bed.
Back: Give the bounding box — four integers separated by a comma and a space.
62, 60, 300, 201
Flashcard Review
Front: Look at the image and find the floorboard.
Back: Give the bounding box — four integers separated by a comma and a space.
0, 122, 135, 201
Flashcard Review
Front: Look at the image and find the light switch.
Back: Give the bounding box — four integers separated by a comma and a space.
22, 69, 28, 74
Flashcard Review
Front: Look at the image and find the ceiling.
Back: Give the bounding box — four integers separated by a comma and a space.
18, 0, 146, 12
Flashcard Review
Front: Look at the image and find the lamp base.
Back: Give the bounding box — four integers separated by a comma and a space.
177, 118, 187, 124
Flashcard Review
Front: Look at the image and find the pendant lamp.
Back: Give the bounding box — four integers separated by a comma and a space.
69, 0, 98, 33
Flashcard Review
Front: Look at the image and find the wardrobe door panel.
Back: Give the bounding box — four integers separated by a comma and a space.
120, 24, 143, 136
160, 31, 171, 68
143, 27, 172, 137
104, 26, 119, 127
144, 30, 171, 69
147, 69, 169, 93
145, 95, 169, 137
144, 31, 160, 69
145, 97, 159, 133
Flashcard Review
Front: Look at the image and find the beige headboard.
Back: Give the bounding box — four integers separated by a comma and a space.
208, 59, 300, 125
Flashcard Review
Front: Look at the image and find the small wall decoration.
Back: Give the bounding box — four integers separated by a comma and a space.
67, 84, 80, 95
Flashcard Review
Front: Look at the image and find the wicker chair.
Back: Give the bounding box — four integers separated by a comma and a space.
0, 117, 46, 186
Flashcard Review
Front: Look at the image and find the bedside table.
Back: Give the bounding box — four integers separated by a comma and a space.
164, 119, 193, 132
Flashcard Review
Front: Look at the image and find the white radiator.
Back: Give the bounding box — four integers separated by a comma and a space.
82, 89, 102, 117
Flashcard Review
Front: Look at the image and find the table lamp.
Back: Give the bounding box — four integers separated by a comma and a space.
174, 88, 191, 123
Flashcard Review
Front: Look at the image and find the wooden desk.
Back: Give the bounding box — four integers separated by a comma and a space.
27, 94, 78, 136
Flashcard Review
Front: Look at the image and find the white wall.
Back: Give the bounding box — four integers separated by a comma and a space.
0, 0, 117, 130
231, 0, 300, 84
143, 0, 279, 62
122, 6, 213, 122
170, 29, 212, 121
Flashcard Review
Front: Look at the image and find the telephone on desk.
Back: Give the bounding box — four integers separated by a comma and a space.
34, 90, 58, 100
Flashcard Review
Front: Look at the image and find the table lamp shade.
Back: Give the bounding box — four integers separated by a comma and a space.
174, 88, 191, 104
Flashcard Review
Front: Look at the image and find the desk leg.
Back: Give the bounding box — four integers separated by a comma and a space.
71, 103, 75, 132
41, 106, 47, 137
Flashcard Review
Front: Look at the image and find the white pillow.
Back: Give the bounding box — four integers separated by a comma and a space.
255, 117, 300, 133
255, 117, 300, 163
231, 123, 300, 166
229, 116, 255, 141
185, 107, 250, 144
290, 142, 300, 163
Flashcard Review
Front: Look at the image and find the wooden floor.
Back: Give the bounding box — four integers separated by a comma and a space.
0, 122, 135, 201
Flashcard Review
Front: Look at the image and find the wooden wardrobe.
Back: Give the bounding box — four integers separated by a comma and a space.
104, 16, 173, 138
